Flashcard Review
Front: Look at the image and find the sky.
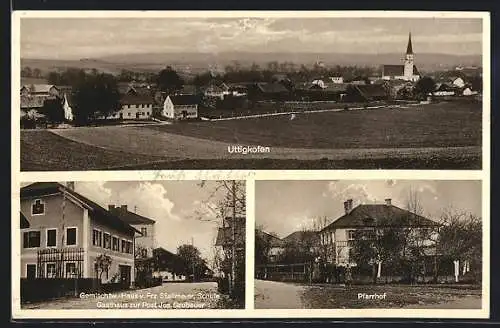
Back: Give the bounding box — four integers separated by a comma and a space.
255, 180, 482, 238
20, 17, 483, 59
22, 181, 237, 266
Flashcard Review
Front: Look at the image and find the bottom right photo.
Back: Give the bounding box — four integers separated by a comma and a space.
254, 180, 483, 309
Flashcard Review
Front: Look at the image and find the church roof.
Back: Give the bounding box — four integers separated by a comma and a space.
382, 65, 419, 77
406, 32, 413, 55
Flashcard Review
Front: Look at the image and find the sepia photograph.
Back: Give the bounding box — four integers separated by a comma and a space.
15, 12, 487, 171
17, 180, 246, 310
254, 180, 483, 309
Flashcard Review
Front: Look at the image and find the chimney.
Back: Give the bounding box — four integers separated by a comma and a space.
121, 205, 128, 212
385, 198, 392, 206
65, 182, 75, 191
344, 199, 353, 214
108, 205, 115, 211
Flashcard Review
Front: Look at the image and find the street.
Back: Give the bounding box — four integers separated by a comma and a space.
254, 279, 482, 309
22, 282, 226, 309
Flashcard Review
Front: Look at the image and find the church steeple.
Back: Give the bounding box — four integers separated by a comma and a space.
406, 32, 413, 55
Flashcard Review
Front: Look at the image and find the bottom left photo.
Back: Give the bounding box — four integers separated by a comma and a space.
16, 180, 246, 310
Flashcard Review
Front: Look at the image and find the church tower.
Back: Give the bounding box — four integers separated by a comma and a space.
403, 32, 414, 80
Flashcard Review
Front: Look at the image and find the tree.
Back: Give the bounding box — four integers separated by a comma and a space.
438, 210, 482, 283
156, 66, 183, 93
33, 68, 42, 78
73, 73, 120, 124
176, 244, 206, 281
94, 254, 112, 282
21, 66, 32, 77
414, 76, 436, 99
39, 98, 65, 123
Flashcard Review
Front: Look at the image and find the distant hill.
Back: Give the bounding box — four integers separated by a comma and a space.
21, 52, 482, 75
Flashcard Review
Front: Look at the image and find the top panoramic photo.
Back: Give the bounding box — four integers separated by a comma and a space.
15, 12, 488, 171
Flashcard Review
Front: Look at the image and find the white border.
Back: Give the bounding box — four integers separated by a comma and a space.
11, 10, 490, 319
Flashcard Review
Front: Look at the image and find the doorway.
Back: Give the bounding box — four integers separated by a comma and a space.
119, 265, 131, 287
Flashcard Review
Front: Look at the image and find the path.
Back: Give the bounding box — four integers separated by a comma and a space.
22, 282, 222, 310
254, 279, 306, 309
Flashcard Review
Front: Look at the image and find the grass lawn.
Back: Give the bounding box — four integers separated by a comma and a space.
300, 284, 482, 309
21, 130, 166, 171
147, 101, 482, 149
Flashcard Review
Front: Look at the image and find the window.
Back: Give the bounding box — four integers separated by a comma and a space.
146, 112, 150, 115
46, 263, 56, 278
104, 233, 111, 249
31, 199, 45, 215
121, 240, 126, 253
112, 236, 119, 251
23, 231, 40, 248
92, 229, 102, 247
348, 230, 356, 240
65, 262, 77, 278
124, 241, 133, 254
66, 227, 77, 246
141, 227, 147, 237
128, 113, 131, 117
46, 229, 57, 247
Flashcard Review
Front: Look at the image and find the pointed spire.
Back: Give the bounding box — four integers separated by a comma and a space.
406, 32, 413, 55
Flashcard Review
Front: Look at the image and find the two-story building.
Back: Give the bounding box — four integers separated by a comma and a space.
161, 95, 199, 120
20, 182, 139, 287
107, 205, 156, 258
319, 198, 439, 271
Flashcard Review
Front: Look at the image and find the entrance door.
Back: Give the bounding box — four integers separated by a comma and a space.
26, 264, 37, 279
119, 265, 131, 287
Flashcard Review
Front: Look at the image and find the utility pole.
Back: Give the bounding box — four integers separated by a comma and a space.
231, 180, 236, 296
191, 237, 195, 282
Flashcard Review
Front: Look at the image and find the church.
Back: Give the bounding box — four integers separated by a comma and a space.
381, 33, 420, 82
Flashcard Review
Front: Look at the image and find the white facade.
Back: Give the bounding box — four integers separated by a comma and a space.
451, 77, 466, 88
62, 94, 74, 122
162, 96, 198, 120
330, 76, 344, 84
116, 103, 153, 120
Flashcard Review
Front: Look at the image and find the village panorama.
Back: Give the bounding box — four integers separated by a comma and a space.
19, 16, 484, 170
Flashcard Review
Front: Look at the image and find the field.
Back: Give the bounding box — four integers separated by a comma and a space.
151, 101, 481, 149
20, 100, 482, 171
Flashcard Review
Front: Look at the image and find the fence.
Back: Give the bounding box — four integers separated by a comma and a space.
37, 248, 84, 278
255, 263, 311, 282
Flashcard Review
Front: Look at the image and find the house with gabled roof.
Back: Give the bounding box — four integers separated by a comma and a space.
108, 205, 156, 258
162, 95, 199, 120
20, 182, 140, 288
319, 198, 439, 267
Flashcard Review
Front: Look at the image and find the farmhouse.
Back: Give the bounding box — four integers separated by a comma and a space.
151, 248, 187, 282
345, 84, 388, 102
108, 205, 156, 258
162, 95, 199, 120
215, 216, 246, 282
433, 83, 456, 97
107, 94, 153, 120
255, 230, 285, 263
319, 198, 439, 269
20, 182, 139, 288
249, 82, 290, 101
382, 33, 420, 82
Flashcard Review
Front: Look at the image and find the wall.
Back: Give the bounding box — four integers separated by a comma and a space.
133, 223, 155, 258
173, 105, 198, 119
114, 104, 152, 120
20, 193, 84, 278
87, 219, 135, 285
